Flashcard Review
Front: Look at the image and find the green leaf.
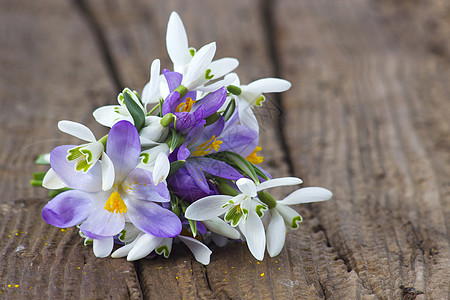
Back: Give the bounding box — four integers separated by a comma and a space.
222, 98, 236, 122
252, 164, 270, 181
168, 160, 186, 178
123, 91, 145, 132
168, 129, 184, 152
181, 202, 197, 237
48, 187, 72, 198
35, 153, 50, 165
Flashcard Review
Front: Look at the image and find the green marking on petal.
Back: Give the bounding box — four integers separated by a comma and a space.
80, 148, 93, 164
205, 69, 214, 80
67, 146, 82, 161
227, 85, 242, 95
225, 205, 244, 227
84, 238, 93, 246
156, 245, 170, 258
255, 204, 267, 218
255, 96, 265, 106
291, 215, 303, 229
140, 153, 150, 164
75, 159, 90, 173
189, 48, 196, 57
118, 230, 127, 242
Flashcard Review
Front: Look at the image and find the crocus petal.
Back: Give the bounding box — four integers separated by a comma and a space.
42, 168, 67, 189
101, 153, 114, 191
111, 233, 142, 258
245, 78, 291, 93
241, 208, 265, 261
202, 217, 241, 239
107, 121, 140, 183
93, 237, 114, 258
123, 168, 170, 202
142, 59, 161, 105
127, 233, 163, 261
183, 42, 216, 89
193, 87, 227, 117
190, 157, 243, 180
127, 199, 182, 237
166, 12, 191, 70
179, 236, 212, 265
237, 178, 257, 197
153, 152, 170, 185
278, 187, 333, 205
276, 204, 303, 229
42, 190, 94, 228
58, 120, 96, 142
186, 161, 210, 194
256, 177, 303, 192
177, 144, 191, 161
79, 207, 125, 237
266, 209, 286, 257
184, 195, 232, 221
163, 72, 183, 93
50, 145, 102, 192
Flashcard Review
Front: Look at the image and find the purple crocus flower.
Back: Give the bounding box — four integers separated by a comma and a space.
168, 110, 259, 202
42, 120, 182, 257
162, 71, 227, 133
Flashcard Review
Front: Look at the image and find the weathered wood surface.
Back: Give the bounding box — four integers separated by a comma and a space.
0, 0, 449, 299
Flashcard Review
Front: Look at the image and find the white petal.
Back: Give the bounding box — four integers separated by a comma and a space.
241, 209, 265, 261
152, 152, 170, 185
256, 177, 303, 192
198, 75, 236, 93
279, 187, 333, 205
58, 120, 96, 142
208, 58, 239, 79
166, 11, 191, 67
276, 204, 303, 229
184, 195, 232, 221
179, 236, 212, 265
238, 99, 259, 133
266, 209, 286, 257
93, 106, 124, 128
140, 116, 169, 142
111, 233, 142, 258
42, 168, 67, 189
225, 72, 240, 86
245, 78, 291, 93
127, 234, 163, 261
236, 178, 257, 197
93, 237, 114, 258
101, 153, 114, 191
140, 143, 170, 167
142, 59, 161, 105
155, 238, 173, 258
202, 217, 241, 239
139, 137, 161, 148
183, 42, 216, 88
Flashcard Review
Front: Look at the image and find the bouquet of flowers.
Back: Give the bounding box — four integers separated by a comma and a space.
31, 12, 332, 265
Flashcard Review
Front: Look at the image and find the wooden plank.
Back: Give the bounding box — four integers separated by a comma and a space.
275, 0, 450, 298
0, 1, 142, 298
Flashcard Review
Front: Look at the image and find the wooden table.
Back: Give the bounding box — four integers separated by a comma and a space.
1, 0, 449, 298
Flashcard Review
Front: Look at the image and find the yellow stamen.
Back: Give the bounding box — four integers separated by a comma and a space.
192, 135, 223, 156
104, 191, 127, 214
176, 97, 196, 113
246, 146, 263, 164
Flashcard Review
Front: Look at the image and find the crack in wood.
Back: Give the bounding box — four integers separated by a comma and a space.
74, 0, 123, 95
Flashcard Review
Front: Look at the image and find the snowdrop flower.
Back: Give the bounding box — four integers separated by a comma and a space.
166, 12, 238, 93
42, 121, 182, 258
264, 187, 332, 257
141, 59, 162, 105
139, 144, 170, 185
112, 228, 213, 265
225, 73, 291, 133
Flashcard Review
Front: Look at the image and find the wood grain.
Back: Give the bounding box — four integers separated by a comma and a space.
0, 0, 448, 299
